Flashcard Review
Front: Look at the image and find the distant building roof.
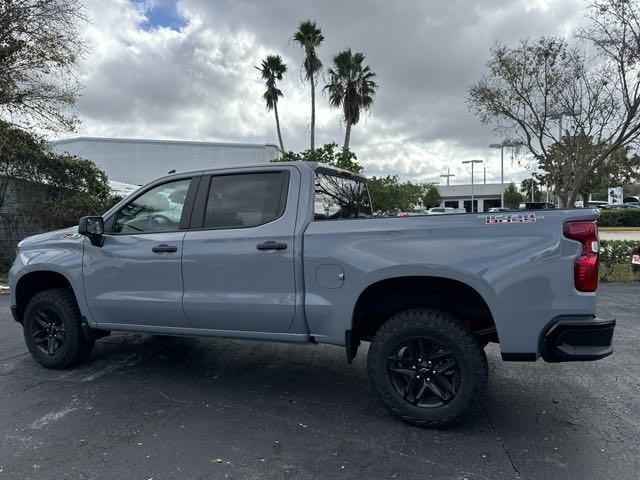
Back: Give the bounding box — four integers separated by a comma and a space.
50, 136, 282, 185
53, 136, 281, 151
109, 180, 139, 197
438, 183, 510, 197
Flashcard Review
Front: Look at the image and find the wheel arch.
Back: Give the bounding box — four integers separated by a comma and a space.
14, 270, 77, 323
349, 275, 499, 359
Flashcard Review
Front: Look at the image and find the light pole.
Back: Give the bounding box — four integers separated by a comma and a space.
440, 167, 455, 186
547, 110, 578, 140
462, 159, 483, 212
545, 110, 580, 206
489, 140, 524, 207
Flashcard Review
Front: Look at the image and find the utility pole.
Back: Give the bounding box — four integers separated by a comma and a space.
483, 165, 486, 185
440, 167, 455, 186
462, 160, 483, 213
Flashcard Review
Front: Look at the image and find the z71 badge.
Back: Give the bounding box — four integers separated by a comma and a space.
484, 213, 537, 224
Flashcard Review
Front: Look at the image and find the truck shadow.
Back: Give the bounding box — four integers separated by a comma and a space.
84, 333, 611, 438
9, 331, 625, 479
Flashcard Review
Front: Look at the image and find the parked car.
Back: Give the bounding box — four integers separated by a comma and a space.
9, 162, 614, 428
600, 203, 640, 209
519, 202, 556, 210
600, 203, 639, 210
487, 207, 510, 213
408, 209, 428, 216
427, 207, 458, 214
585, 201, 609, 209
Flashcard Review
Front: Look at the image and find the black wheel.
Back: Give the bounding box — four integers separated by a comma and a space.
367, 308, 487, 428
23, 288, 95, 369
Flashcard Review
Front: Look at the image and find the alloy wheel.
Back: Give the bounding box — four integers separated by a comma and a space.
387, 337, 461, 408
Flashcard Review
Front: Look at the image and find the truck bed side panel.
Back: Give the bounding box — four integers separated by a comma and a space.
302, 209, 599, 356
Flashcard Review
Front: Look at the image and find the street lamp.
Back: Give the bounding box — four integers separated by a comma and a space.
462, 159, 483, 212
489, 139, 524, 184
489, 140, 523, 207
545, 109, 580, 206
546, 110, 579, 140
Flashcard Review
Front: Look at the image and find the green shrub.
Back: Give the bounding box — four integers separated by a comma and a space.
598, 208, 640, 227
599, 239, 640, 282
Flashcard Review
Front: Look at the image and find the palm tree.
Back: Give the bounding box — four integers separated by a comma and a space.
293, 20, 324, 151
256, 55, 287, 153
325, 49, 377, 150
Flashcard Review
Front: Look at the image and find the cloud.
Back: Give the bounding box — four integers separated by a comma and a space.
67, 0, 588, 184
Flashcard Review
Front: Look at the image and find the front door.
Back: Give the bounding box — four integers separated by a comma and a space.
182, 169, 297, 333
83, 177, 195, 328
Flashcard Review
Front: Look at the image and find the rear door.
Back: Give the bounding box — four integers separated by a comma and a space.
181, 167, 298, 333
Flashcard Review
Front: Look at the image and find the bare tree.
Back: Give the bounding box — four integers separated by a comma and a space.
0, 0, 86, 132
469, 0, 640, 207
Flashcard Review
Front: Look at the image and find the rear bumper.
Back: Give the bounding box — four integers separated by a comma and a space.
541, 316, 615, 362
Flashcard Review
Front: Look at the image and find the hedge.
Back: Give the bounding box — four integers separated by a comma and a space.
597, 208, 640, 227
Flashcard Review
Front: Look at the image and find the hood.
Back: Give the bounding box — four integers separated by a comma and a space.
18, 226, 81, 248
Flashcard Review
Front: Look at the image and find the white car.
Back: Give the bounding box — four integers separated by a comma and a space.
488, 207, 510, 213
427, 207, 458, 214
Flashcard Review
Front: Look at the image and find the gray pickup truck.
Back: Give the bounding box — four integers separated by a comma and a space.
9, 161, 615, 427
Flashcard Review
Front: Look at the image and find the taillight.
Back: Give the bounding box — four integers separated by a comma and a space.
563, 221, 599, 292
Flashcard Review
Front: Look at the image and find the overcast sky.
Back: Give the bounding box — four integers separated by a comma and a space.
66, 0, 589, 184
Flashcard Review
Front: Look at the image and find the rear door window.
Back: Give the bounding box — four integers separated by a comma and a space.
203, 172, 288, 229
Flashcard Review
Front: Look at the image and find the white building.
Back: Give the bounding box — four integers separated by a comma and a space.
437, 183, 510, 212
51, 137, 281, 186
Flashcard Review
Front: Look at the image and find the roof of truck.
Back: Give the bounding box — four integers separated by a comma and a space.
158, 161, 367, 183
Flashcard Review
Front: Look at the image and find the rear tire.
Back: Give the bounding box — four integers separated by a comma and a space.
367, 308, 487, 428
23, 288, 95, 369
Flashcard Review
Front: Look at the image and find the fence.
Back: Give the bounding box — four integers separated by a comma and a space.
0, 178, 76, 269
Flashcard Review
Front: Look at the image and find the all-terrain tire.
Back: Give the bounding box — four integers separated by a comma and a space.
367, 308, 487, 428
23, 288, 95, 369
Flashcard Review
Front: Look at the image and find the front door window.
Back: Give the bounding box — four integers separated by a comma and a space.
114, 179, 191, 233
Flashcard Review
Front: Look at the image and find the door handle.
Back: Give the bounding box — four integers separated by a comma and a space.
152, 244, 177, 253
256, 241, 287, 251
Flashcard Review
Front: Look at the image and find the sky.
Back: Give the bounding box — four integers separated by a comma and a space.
66, 0, 589, 185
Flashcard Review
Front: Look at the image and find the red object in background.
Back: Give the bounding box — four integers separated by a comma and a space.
563, 221, 599, 292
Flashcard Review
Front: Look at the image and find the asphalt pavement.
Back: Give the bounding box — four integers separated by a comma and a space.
0, 284, 638, 480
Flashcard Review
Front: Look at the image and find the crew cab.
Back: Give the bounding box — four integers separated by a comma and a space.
9, 161, 615, 427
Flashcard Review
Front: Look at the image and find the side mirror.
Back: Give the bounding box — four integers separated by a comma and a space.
78, 216, 104, 247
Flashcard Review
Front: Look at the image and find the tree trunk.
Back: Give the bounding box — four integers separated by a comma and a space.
343, 122, 352, 150
581, 192, 589, 205
273, 101, 284, 153
567, 189, 580, 208
310, 77, 315, 151
557, 192, 569, 208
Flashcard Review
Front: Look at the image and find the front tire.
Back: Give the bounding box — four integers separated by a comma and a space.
367, 308, 487, 428
23, 288, 95, 369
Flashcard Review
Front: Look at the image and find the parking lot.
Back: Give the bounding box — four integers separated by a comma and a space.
0, 284, 638, 480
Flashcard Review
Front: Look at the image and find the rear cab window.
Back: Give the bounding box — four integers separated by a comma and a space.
314, 170, 372, 220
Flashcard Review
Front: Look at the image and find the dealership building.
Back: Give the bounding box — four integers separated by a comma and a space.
51, 137, 281, 186
437, 183, 511, 212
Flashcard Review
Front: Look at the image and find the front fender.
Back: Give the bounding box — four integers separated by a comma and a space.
9, 236, 93, 325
